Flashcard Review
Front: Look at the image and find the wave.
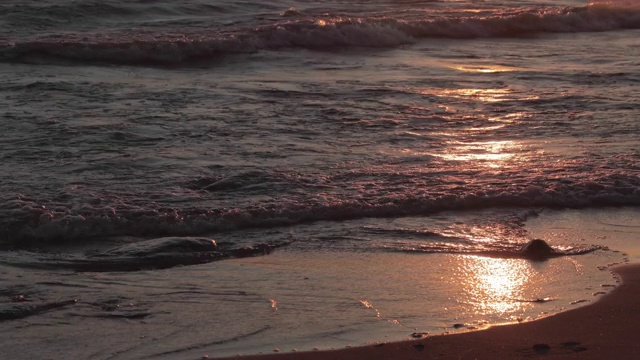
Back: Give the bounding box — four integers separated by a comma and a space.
2, 234, 605, 273
1, 5, 639, 66
1, 173, 639, 247
360, 223, 606, 259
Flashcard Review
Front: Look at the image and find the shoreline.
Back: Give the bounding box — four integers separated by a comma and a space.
218, 263, 640, 360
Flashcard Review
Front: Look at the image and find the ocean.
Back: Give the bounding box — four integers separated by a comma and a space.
1, 0, 639, 358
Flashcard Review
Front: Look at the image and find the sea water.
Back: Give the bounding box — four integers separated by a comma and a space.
0, 0, 639, 358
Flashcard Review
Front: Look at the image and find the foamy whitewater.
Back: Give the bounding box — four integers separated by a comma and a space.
0, 0, 639, 358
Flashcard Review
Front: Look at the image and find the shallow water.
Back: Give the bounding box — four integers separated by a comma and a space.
0, 0, 639, 358
0, 208, 633, 359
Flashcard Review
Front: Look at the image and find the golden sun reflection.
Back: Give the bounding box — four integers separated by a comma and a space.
450, 65, 517, 73
433, 140, 521, 168
417, 87, 539, 103
457, 256, 533, 315
488, 112, 528, 123
445, 88, 538, 103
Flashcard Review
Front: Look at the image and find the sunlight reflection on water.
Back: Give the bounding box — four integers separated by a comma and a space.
457, 256, 533, 315
450, 64, 520, 73
434, 140, 523, 168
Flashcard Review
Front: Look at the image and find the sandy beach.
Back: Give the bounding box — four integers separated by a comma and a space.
221, 263, 640, 360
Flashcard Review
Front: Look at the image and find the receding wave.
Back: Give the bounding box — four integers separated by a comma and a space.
3, 237, 292, 272
360, 225, 605, 259
385, 239, 605, 259
1, 5, 639, 66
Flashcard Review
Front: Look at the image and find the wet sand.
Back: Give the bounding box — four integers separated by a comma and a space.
220, 263, 640, 360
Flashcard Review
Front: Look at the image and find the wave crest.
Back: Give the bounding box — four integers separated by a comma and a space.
1, 5, 639, 66
2, 173, 639, 247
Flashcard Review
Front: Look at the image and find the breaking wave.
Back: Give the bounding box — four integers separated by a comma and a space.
2, 172, 639, 247
1, 5, 639, 66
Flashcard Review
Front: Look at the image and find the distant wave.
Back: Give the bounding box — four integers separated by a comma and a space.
1, 5, 639, 66
1, 172, 638, 247
0, 1, 228, 23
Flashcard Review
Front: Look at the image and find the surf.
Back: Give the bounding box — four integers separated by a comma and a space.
1, 5, 639, 66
